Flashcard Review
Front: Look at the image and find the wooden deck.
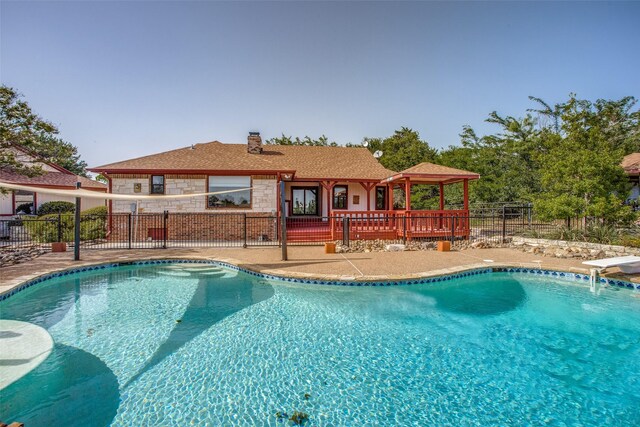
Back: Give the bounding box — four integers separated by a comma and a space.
286, 210, 470, 243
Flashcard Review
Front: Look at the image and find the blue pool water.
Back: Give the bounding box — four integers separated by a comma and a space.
1, 263, 639, 426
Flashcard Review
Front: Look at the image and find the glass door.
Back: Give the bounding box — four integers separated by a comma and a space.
291, 187, 319, 215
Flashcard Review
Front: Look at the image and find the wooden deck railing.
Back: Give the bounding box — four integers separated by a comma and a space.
330, 210, 471, 240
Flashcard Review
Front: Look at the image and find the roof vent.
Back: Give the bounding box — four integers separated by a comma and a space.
247, 131, 262, 154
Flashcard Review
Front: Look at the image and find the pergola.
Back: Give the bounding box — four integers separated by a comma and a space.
380, 162, 480, 212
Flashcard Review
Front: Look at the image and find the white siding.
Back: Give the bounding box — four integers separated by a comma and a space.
284, 182, 377, 216
0, 194, 13, 216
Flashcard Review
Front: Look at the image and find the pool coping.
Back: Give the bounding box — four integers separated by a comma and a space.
1, 257, 638, 302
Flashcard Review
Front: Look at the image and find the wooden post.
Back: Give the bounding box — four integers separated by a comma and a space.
404, 178, 411, 211
359, 182, 374, 211
320, 181, 337, 238
388, 183, 394, 211
320, 181, 337, 217
463, 179, 469, 211
439, 182, 445, 210
280, 180, 287, 261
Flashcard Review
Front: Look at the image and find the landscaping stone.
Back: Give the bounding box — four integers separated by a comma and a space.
385, 244, 406, 252
330, 235, 637, 261
0, 245, 47, 268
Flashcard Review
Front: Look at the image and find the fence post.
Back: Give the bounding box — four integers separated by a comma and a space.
501, 206, 507, 243
402, 215, 407, 244
343, 217, 350, 246
57, 213, 62, 242
74, 183, 82, 261
163, 210, 168, 249
450, 215, 456, 245
243, 213, 247, 248
528, 203, 532, 227
128, 213, 132, 249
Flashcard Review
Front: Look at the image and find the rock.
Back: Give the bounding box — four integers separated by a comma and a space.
385, 244, 406, 252
0, 244, 46, 268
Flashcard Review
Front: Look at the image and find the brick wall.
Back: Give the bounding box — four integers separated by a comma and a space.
108, 212, 278, 244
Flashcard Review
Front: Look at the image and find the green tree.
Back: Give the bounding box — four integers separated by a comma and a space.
438, 114, 543, 204
0, 85, 88, 176
367, 127, 437, 172
535, 95, 637, 224
357, 128, 438, 209
266, 134, 338, 146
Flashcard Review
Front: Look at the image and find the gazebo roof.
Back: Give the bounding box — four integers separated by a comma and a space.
380, 162, 480, 185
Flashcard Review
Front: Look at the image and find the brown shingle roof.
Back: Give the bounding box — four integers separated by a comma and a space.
622, 153, 640, 174
401, 162, 480, 177
90, 141, 396, 180
0, 169, 107, 190
382, 162, 480, 184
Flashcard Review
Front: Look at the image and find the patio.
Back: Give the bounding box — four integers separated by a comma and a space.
0, 246, 608, 297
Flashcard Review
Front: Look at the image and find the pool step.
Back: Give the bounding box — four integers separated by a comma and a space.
156, 270, 192, 277
199, 271, 226, 277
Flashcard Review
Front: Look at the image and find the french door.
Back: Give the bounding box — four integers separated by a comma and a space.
291, 187, 319, 215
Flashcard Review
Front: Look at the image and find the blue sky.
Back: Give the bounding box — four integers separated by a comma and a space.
1, 1, 639, 167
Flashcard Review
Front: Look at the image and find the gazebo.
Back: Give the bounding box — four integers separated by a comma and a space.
330, 163, 480, 240
381, 162, 479, 212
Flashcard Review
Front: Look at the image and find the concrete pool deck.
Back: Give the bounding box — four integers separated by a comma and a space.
3, 246, 639, 296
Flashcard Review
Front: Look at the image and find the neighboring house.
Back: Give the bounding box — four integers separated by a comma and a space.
0, 144, 107, 216
89, 132, 479, 241
622, 153, 640, 203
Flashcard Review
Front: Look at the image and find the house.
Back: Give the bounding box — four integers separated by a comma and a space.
0, 144, 107, 216
622, 153, 640, 203
89, 132, 479, 242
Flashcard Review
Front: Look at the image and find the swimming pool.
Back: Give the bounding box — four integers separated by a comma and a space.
1, 261, 639, 426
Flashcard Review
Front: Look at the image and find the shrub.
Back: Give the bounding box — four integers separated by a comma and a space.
15, 202, 33, 215
582, 223, 619, 244
37, 201, 75, 216
619, 235, 640, 248
23, 210, 107, 243
22, 215, 65, 242
82, 205, 108, 216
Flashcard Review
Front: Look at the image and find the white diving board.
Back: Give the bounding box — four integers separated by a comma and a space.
583, 255, 640, 274
583, 256, 640, 294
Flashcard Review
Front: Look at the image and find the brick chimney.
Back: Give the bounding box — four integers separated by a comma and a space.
247, 131, 262, 154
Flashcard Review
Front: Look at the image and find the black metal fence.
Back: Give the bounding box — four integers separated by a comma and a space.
0, 212, 281, 250
0, 206, 589, 251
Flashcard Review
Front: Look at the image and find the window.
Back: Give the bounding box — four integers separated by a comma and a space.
333, 185, 348, 209
151, 175, 164, 194
291, 187, 319, 215
208, 176, 251, 208
375, 187, 387, 210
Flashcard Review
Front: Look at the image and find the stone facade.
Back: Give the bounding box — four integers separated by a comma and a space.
108, 174, 277, 242
110, 174, 277, 214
